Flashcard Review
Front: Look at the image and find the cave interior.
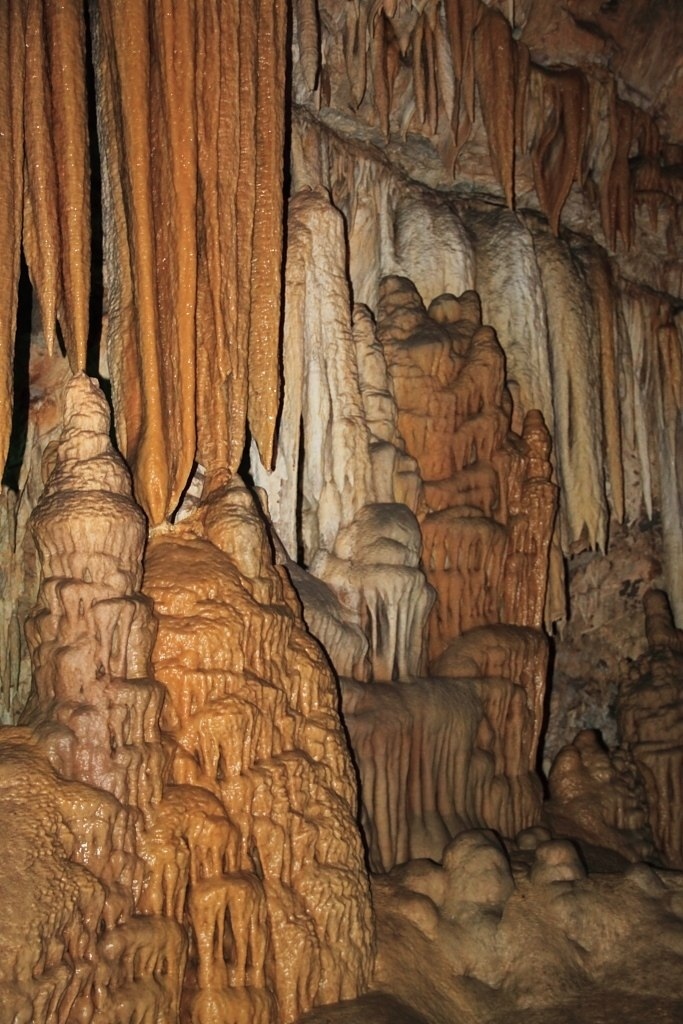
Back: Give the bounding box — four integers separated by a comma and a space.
1, 1, 683, 1022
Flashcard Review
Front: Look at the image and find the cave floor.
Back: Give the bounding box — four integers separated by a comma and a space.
297, 990, 683, 1024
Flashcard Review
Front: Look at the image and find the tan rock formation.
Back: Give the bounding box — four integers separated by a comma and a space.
8, 375, 185, 1020
544, 729, 654, 865
144, 477, 375, 1020
341, 671, 543, 871
1, 376, 373, 1024
313, 504, 434, 682
376, 274, 556, 662
373, 829, 683, 1023
0, 330, 70, 724
23, 375, 160, 813
618, 590, 683, 868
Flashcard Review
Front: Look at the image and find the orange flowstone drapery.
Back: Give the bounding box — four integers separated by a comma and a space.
1, 0, 91, 475
4, 0, 286, 526
93, 0, 286, 525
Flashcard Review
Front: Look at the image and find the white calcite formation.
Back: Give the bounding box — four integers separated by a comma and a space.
372, 828, 683, 1023
255, 182, 557, 868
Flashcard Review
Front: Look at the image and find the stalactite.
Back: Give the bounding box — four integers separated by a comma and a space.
385, 16, 403, 121
296, 0, 321, 93
531, 230, 607, 551
474, 6, 516, 209
248, 0, 287, 469
93, 0, 286, 525
44, 0, 90, 371
530, 66, 589, 236
252, 189, 375, 564
618, 288, 654, 522
603, 100, 635, 251
424, 17, 438, 138
342, 662, 544, 871
372, 9, 391, 139
632, 109, 662, 230
194, 0, 230, 474
443, 0, 480, 165
231, 1, 258, 474
412, 12, 427, 126
22, 0, 59, 357
465, 207, 553, 437
393, 190, 475, 306
514, 41, 530, 157
589, 252, 624, 522
409, 4, 440, 137
0, 0, 25, 473
93, 0, 183, 525
343, 0, 369, 110
432, 5, 456, 159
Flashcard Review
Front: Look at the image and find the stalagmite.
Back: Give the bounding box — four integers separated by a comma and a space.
144, 477, 375, 1017
1, 374, 375, 1023
545, 729, 654, 864
313, 503, 434, 682
656, 316, 683, 623
24, 374, 160, 810
619, 590, 683, 868
375, 274, 556, 658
